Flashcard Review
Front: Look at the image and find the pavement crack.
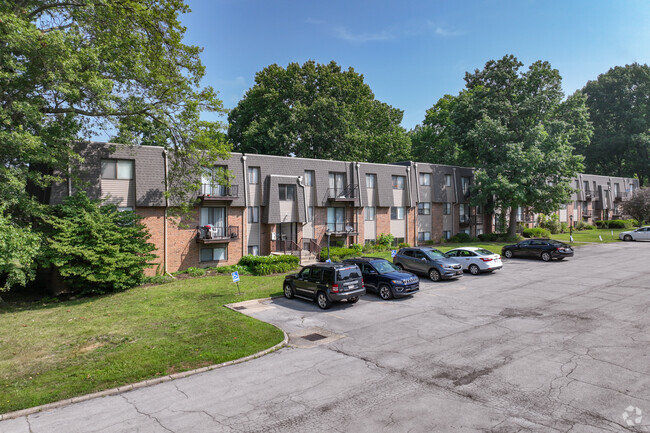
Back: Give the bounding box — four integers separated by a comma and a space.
173, 381, 190, 399
121, 394, 174, 433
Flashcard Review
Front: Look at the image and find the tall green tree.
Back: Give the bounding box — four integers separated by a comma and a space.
581, 63, 650, 186
409, 94, 461, 165
449, 55, 588, 236
0, 1, 228, 289
621, 188, 650, 225
228, 60, 411, 163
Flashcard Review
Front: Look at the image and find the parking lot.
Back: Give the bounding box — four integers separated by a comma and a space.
2, 242, 649, 432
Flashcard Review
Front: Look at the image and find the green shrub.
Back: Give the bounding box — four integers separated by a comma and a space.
376, 233, 394, 248
523, 227, 551, 238
43, 192, 157, 294
575, 221, 587, 230
583, 224, 595, 230
560, 222, 569, 233
539, 214, 561, 234
606, 219, 634, 229
478, 233, 500, 242
142, 275, 174, 285
424, 240, 437, 245
397, 242, 410, 249
350, 243, 363, 254
185, 267, 205, 277
238, 254, 300, 276
320, 247, 358, 262
209, 264, 251, 275
449, 232, 472, 243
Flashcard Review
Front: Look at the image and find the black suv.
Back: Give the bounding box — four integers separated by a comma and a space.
343, 257, 419, 300
393, 247, 463, 281
283, 263, 366, 309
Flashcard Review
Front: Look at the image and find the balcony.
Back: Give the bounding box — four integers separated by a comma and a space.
459, 215, 470, 226
198, 184, 238, 202
470, 215, 484, 225
326, 184, 359, 202
614, 191, 627, 201
326, 222, 359, 235
584, 191, 593, 201
196, 225, 239, 244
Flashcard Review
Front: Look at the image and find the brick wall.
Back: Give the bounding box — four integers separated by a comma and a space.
376, 207, 390, 241
406, 207, 415, 245
137, 206, 165, 276
431, 203, 443, 241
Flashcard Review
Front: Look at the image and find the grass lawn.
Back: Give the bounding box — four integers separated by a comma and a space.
0, 274, 286, 414
551, 228, 628, 244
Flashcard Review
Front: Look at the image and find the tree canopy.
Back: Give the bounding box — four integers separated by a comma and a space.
581, 63, 650, 186
227, 60, 411, 163
447, 55, 588, 235
409, 94, 461, 166
0, 0, 227, 290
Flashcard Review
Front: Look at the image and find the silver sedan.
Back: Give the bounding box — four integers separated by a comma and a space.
619, 226, 650, 241
445, 247, 503, 275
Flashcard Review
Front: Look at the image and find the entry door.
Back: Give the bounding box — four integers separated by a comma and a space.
277, 223, 297, 245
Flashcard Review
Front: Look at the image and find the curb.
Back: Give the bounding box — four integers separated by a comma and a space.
0, 322, 288, 422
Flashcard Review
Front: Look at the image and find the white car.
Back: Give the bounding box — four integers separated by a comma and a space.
444, 247, 503, 275
619, 226, 650, 241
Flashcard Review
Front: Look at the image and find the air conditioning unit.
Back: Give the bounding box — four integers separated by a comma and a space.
271, 232, 276, 240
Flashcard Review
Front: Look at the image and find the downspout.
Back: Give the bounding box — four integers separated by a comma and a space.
162, 149, 170, 277
241, 155, 248, 254
67, 164, 72, 197
297, 175, 307, 259
413, 163, 420, 245
405, 166, 411, 245
452, 168, 458, 237
356, 162, 363, 245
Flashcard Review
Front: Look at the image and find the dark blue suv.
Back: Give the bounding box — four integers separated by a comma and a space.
343, 257, 419, 300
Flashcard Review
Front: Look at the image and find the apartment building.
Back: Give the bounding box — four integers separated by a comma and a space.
50, 142, 487, 274
566, 174, 639, 225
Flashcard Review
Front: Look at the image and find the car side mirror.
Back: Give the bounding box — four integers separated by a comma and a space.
421, 257, 427, 262
367, 269, 377, 274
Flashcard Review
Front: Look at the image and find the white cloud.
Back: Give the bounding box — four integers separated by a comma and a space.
333, 26, 395, 43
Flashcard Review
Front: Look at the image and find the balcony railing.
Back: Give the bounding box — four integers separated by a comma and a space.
326, 221, 359, 235
198, 184, 238, 200
584, 191, 593, 201
326, 184, 359, 202
196, 225, 239, 243
470, 215, 484, 225
614, 191, 627, 201
459, 215, 470, 226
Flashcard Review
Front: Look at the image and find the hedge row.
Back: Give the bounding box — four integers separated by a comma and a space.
522, 227, 551, 238
594, 219, 636, 229
238, 254, 300, 276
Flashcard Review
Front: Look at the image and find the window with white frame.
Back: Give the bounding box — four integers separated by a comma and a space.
419, 173, 431, 186
364, 206, 376, 221
279, 184, 295, 201
445, 174, 452, 187
366, 174, 377, 189
461, 177, 470, 194
101, 159, 134, 180
327, 207, 345, 232
248, 206, 259, 223
304, 170, 315, 186
392, 175, 405, 190
417, 202, 430, 215
247, 167, 260, 184
418, 231, 431, 242
248, 245, 259, 256
200, 207, 226, 228
200, 245, 227, 262
443, 202, 451, 215
390, 207, 405, 220
307, 206, 314, 222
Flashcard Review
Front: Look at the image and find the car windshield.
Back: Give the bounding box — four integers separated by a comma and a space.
475, 249, 493, 255
373, 261, 399, 274
337, 267, 361, 281
548, 240, 567, 246
424, 249, 447, 259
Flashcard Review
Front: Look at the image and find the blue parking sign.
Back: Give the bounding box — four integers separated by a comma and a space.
231, 271, 240, 282
391, 249, 397, 258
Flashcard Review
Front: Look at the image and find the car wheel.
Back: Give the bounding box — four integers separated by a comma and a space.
624, 234, 633, 242
316, 291, 332, 310
429, 269, 441, 282
469, 264, 480, 275
504, 250, 513, 259
347, 297, 359, 304
283, 283, 294, 299
378, 284, 393, 300
395, 263, 405, 271
541, 251, 551, 262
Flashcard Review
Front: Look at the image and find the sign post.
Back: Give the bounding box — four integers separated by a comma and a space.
391, 249, 397, 258
231, 271, 242, 296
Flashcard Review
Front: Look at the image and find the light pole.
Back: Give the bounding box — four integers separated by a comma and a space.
325, 229, 332, 261
569, 214, 573, 242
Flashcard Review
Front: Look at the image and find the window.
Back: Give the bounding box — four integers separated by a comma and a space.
445, 174, 452, 187
417, 202, 430, 215
461, 177, 470, 194
583, 180, 589, 191
248, 206, 259, 223
419, 173, 431, 186
248, 245, 259, 256
392, 175, 405, 190
418, 231, 431, 242
101, 159, 133, 180
477, 228, 483, 236
329, 172, 345, 195
393, 237, 404, 246
200, 207, 226, 228
117, 207, 134, 212
279, 184, 295, 201
476, 204, 483, 214
366, 174, 377, 189
200, 246, 227, 262
614, 183, 620, 196
443, 202, 451, 215
304, 170, 315, 186
327, 207, 345, 232
364, 206, 376, 221
391, 207, 405, 220
443, 230, 451, 240
247, 167, 260, 184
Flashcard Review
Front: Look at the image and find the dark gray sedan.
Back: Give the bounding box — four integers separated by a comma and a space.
393, 247, 463, 281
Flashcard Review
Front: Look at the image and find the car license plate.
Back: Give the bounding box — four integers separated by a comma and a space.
347, 284, 356, 290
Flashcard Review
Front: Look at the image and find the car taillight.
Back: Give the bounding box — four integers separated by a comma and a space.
480, 257, 493, 262
556, 248, 561, 251
332, 284, 339, 293
362, 281, 365, 288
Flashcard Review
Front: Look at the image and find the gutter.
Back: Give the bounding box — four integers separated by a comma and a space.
356, 162, 363, 245
242, 155, 248, 253
405, 165, 411, 245
162, 149, 170, 276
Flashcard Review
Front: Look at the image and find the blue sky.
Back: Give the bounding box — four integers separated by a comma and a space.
180, 0, 650, 130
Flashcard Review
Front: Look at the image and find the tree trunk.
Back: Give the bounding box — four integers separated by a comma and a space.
508, 207, 518, 238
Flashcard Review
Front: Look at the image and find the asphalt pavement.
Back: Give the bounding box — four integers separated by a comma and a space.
1, 242, 649, 432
